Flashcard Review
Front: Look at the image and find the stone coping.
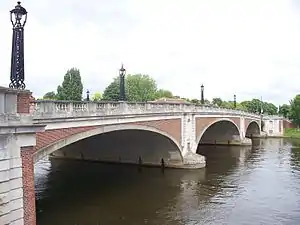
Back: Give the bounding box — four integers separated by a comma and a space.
0, 86, 31, 94
0, 124, 45, 134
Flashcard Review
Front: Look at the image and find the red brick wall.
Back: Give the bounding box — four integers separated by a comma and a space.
17, 91, 32, 114
35, 119, 182, 153
283, 119, 296, 129
21, 146, 36, 225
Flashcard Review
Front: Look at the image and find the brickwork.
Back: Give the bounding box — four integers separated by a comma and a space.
35, 119, 182, 153
244, 118, 260, 132
195, 117, 240, 140
283, 119, 296, 129
133, 119, 181, 145
21, 146, 36, 225
17, 91, 32, 114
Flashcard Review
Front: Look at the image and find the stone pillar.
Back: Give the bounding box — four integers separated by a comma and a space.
181, 113, 206, 169
0, 87, 45, 225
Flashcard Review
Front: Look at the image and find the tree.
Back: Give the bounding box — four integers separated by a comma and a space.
43, 91, 56, 100
289, 95, 300, 127
212, 98, 223, 107
56, 68, 83, 101
92, 92, 102, 101
102, 77, 121, 101
126, 74, 157, 102
278, 104, 290, 118
102, 74, 158, 102
262, 102, 278, 115
155, 89, 173, 99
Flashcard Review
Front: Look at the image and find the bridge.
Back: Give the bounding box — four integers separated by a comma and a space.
0, 87, 261, 225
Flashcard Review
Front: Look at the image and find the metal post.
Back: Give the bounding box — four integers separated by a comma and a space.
9, 2, 27, 90
86, 90, 90, 101
201, 84, 204, 104
234, 94, 236, 108
119, 64, 126, 101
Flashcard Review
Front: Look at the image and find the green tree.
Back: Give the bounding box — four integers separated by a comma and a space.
102, 74, 158, 102
278, 104, 291, 118
43, 91, 56, 100
241, 99, 261, 113
212, 98, 223, 107
102, 77, 122, 101
155, 89, 173, 99
262, 102, 278, 115
92, 92, 102, 101
126, 74, 157, 101
190, 98, 200, 104
289, 95, 300, 127
56, 68, 83, 101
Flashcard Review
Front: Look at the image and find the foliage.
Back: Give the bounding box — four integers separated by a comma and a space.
102, 77, 122, 101
92, 92, 102, 101
126, 74, 157, 102
43, 91, 56, 100
289, 95, 300, 127
212, 98, 223, 107
279, 104, 291, 118
102, 74, 172, 102
56, 68, 83, 101
155, 89, 173, 99
284, 128, 300, 138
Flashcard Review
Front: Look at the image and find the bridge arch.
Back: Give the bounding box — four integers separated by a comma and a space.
33, 124, 183, 165
196, 118, 241, 146
245, 121, 260, 138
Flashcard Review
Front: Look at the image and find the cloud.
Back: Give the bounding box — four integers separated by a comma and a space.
0, 0, 300, 105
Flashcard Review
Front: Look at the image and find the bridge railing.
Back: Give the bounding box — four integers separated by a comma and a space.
30, 100, 261, 119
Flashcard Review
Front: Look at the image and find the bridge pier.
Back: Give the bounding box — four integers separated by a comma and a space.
0, 87, 44, 225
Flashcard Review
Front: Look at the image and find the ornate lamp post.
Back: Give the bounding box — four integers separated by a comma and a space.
86, 90, 90, 101
201, 84, 204, 104
119, 64, 126, 101
234, 94, 236, 108
9, 2, 27, 90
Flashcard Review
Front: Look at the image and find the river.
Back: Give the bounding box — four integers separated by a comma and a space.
34, 138, 300, 225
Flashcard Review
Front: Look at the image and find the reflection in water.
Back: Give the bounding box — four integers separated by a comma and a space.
35, 139, 300, 225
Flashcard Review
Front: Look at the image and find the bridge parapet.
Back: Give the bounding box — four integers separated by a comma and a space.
31, 100, 260, 119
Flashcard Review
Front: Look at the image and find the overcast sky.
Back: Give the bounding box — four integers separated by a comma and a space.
1, 0, 300, 105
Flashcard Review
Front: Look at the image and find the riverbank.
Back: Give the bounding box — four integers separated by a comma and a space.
284, 128, 300, 139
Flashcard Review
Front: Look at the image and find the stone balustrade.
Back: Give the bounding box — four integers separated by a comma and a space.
31, 100, 261, 119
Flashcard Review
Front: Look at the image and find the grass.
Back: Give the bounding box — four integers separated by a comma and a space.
284, 128, 300, 138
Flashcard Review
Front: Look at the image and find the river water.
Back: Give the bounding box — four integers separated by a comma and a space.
35, 138, 300, 225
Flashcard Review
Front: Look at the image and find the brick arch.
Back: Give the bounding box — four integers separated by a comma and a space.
195, 117, 240, 140
244, 118, 260, 132
33, 124, 183, 163
195, 118, 241, 146
245, 121, 260, 137
35, 118, 181, 154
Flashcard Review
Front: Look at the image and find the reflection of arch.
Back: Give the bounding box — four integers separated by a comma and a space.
196, 118, 241, 145
245, 121, 260, 138
34, 125, 183, 163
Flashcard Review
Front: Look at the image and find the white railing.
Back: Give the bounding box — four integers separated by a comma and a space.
30, 100, 261, 119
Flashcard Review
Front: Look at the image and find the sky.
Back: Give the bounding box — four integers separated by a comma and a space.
1, 0, 300, 105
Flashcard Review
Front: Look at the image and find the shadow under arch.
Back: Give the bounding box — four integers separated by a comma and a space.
33, 124, 183, 164
245, 121, 260, 138
196, 118, 241, 146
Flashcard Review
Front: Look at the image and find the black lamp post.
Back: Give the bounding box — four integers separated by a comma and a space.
201, 84, 204, 104
86, 90, 90, 101
9, 2, 27, 90
119, 64, 126, 101
234, 94, 236, 108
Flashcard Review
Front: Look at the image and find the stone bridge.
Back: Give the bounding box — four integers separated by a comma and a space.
0, 88, 261, 225
30, 99, 261, 167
